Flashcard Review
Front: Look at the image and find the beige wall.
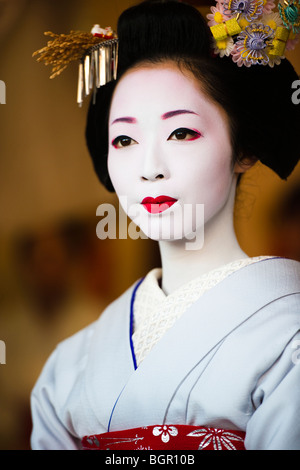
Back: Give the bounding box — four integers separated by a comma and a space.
0, 0, 299, 450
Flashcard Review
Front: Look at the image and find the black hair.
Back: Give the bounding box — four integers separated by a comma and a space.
86, 0, 300, 192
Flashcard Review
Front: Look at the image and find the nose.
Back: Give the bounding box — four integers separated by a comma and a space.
141, 173, 164, 181
140, 145, 169, 182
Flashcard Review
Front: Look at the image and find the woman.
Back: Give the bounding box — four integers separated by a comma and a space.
31, 0, 300, 450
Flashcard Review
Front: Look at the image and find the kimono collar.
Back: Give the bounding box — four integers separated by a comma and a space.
132, 256, 272, 366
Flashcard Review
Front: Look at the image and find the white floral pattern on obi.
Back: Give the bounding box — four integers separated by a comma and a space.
187, 427, 245, 450
152, 425, 179, 443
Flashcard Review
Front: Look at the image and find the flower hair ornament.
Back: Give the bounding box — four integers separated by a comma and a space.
33, 0, 300, 104
33, 25, 118, 106
208, 0, 300, 66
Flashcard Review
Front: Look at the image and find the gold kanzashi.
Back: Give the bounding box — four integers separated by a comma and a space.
32, 31, 107, 78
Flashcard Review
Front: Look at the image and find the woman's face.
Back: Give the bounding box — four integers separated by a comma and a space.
108, 62, 238, 244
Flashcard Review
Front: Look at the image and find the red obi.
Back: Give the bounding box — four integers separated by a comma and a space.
82, 425, 246, 450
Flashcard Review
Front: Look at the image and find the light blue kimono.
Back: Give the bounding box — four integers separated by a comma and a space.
30, 257, 300, 450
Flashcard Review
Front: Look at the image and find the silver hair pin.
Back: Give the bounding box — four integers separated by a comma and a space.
77, 38, 119, 106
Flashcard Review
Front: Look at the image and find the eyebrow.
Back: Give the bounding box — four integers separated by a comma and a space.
111, 116, 137, 125
161, 109, 198, 120
111, 109, 198, 125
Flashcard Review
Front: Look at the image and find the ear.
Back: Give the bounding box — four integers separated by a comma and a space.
234, 156, 257, 174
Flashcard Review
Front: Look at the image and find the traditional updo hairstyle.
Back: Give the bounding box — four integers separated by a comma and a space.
86, 0, 300, 192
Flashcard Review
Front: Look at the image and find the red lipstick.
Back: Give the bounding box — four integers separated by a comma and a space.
141, 195, 177, 214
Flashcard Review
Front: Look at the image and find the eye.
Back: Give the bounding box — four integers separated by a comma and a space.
111, 135, 138, 148
168, 127, 201, 141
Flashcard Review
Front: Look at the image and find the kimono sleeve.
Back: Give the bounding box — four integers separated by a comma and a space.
245, 331, 300, 450
30, 347, 81, 450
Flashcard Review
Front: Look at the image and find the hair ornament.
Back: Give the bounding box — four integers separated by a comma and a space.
33, 26, 118, 106
224, 0, 264, 21
278, 0, 300, 32
208, 0, 300, 66
33, 1, 299, 106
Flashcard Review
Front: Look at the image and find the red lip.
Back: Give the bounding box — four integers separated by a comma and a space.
141, 195, 177, 214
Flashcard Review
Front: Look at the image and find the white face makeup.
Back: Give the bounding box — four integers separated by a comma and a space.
107, 62, 236, 244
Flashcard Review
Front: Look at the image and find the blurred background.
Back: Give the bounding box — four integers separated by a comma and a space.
0, 0, 299, 450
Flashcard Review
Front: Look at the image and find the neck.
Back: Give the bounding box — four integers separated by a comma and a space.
158, 176, 248, 295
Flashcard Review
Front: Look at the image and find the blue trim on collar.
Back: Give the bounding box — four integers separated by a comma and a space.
129, 277, 144, 371
107, 277, 145, 432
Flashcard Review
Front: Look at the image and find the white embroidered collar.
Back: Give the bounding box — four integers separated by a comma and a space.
132, 256, 272, 366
